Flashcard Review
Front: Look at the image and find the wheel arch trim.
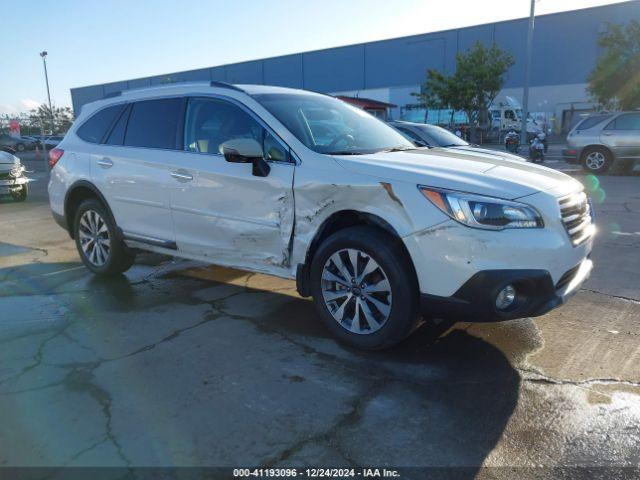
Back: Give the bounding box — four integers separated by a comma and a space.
63, 180, 116, 239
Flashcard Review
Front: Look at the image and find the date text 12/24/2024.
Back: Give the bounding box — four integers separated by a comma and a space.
233, 468, 401, 478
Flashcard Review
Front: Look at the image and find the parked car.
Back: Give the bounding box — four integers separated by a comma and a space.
0, 150, 29, 201
563, 112, 640, 173
44, 135, 64, 150
0, 133, 36, 152
388, 121, 527, 163
48, 83, 594, 350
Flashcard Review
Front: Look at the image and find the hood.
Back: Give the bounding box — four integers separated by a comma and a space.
334, 148, 582, 200
448, 145, 526, 163
0, 151, 19, 166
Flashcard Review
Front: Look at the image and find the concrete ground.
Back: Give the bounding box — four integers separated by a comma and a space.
0, 152, 639, 479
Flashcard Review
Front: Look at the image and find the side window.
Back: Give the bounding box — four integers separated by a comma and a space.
76, 105, 124, 143
104, 105, 131, 145
263, 130, 288, 162
607, 114, 640, 131
184, 98, 262, 155
124, 98, 181, 149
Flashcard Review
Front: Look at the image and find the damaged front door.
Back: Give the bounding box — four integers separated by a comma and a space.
170, 96, 295, 271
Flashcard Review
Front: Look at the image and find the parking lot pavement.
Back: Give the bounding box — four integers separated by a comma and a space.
0, 157, 639, 478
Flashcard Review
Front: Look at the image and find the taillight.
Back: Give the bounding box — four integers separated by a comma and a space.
48, 148, 64, 169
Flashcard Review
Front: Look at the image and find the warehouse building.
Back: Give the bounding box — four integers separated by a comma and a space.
70, 1, 639, 134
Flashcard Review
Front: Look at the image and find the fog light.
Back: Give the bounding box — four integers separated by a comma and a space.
496, 285, 516, 310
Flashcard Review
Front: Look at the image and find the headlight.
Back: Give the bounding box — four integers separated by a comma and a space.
9, 165, 24, 178
419, 186, 543, 230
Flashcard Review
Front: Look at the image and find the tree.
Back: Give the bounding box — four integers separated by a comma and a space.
588, 20, 640, 110
28, 104, 74, 134
415, 42, 514, 141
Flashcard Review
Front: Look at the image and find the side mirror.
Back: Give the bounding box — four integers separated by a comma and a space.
221, 138, 270, 177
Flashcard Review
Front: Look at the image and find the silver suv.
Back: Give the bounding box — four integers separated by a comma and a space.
563, 112, 640, 173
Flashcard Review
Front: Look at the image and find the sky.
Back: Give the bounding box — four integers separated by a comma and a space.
0, 0, 631, 115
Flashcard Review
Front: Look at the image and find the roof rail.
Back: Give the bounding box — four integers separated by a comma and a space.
103, 91, 122, 99
210, 81, 245, 93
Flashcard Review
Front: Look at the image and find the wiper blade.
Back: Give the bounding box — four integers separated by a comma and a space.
379, 146, 418, 153
328, 151, 367, 155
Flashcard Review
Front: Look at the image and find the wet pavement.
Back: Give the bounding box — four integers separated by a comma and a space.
0, 158, 639, 479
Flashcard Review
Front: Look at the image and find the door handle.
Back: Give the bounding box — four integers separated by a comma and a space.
602, 132, 614, 136
171, 170, 193, 181
97, 157, 113, 168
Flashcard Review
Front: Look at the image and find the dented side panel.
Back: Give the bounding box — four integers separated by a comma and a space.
170, 151, 295, 275
289, 153, 448, 277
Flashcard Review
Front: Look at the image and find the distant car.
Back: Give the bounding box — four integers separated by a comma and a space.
388, 121, 526, 163
44, 135, 65, 149
0, 133, 36, 152
0, 150, 29, 201
563, 112, 640, 173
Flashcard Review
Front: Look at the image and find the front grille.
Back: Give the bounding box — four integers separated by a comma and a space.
555, 263, 581, 291
558, 191, 594, 246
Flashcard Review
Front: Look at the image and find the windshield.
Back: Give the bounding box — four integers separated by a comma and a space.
416, 125, 468, 147
253, 93, 414, 154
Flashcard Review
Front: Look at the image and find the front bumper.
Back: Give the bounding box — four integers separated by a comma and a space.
0, 176, 28, 193
420, 258, 593, 322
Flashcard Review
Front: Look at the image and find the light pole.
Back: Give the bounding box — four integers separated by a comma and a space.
520, 0, 536, 146
40, 51, 54, 135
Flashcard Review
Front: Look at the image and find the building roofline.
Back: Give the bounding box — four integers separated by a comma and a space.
71, 0, 638, 92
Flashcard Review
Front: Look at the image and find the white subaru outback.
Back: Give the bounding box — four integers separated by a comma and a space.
49, 82, 594, 350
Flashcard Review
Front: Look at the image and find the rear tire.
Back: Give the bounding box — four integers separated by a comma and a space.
73, 199, 135, 276
309, 226, 420, 350
581, 147, 612, 174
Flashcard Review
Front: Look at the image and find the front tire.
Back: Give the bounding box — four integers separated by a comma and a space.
582, 147, 611, 174
309, 226, 420, 350
73, 199, 135, 276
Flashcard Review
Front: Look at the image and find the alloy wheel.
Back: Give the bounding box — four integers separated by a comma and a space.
78, 210, 111, 267
321, 248, 392, 335
585, 151, 606, 171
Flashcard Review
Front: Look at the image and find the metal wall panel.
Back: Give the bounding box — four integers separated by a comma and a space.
226, 61, 264, 84
303, 44, 365, 92
263, 54, 303, 88
364, 34, 448, 89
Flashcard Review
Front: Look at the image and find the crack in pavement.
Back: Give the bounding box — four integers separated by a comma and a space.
262, 383, 385, 468
517, 366, 640, 389
579, 288, 640, 304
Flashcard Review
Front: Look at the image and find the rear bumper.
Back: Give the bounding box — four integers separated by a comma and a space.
420, 258, 592, 322
562, 148, 580, 163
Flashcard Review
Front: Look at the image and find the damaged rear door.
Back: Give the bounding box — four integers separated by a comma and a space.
170, 96, 295, 271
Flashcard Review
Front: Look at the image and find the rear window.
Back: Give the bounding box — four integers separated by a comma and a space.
576, 114, 611, 131
124, 98, 182, 149
76, 105, 124, 143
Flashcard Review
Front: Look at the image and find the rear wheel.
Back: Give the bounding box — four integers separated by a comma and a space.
582, 147, 611, 174
310, 226, 420, 350
73, 199, 135, 275
15, 143, 25, 152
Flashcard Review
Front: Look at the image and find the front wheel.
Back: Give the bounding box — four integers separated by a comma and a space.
309, 226, 420, 350
73, 199, 135, 275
